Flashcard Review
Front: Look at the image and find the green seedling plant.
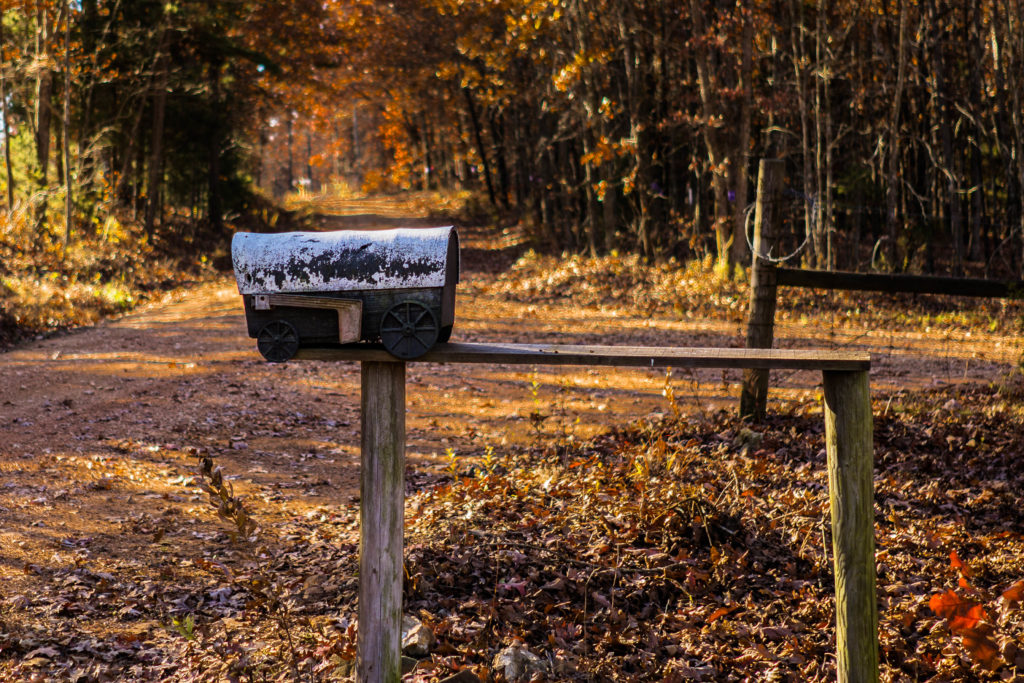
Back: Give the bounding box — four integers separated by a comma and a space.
480, 445, 497, 477
662, 369, 682, 420
527, 369, 550, 444
553, 376, 581, 451
445, 446, 460, 478
171, 614, 196, 641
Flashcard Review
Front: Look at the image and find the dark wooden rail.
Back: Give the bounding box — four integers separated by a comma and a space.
292, 342, 878, 683
742, 159, 1024, 428
776, 267, 1024, 298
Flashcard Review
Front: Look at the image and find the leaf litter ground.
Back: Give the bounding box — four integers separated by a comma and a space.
1, 198, 1023, 681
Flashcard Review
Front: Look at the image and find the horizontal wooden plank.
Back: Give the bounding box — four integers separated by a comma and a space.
775, 267, 1024, 298
265, 294, 363, 311
294, 342, 870, 371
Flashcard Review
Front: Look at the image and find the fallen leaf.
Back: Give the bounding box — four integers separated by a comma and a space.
950, 549, 971, 577
961, 625, 1001, 670
1002, 579, 1024, 605
706, 604, 740, 624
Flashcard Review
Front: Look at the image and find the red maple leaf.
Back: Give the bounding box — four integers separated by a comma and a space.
948, 603, 986, 634
961, 626, 1000, 670
929, 589, 1002, 670
1002, 579, 1024, 605
929, 589, 977, 626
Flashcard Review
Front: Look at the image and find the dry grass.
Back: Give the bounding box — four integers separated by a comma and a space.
0, 207, 219, 348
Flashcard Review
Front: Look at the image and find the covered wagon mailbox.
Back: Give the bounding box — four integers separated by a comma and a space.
231, 226, 459, 362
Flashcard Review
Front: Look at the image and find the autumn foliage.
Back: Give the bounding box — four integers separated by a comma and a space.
278, 0, 1024, 276
4, 0, 1024, 277
928, 552, 1023, 670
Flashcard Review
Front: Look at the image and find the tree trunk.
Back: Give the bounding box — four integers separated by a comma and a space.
885, 0, 909, 271
208, 62, 223, 232
1008, 0, 1024, 274
690, 0, 734, 272
791, 0, 816, 268
730, 10, 754, 268
62, 0, 71, 243
969, 2, 986, 263
821, 0, 836, 271
989, 6, 1017, 273
307, 129, 315, 191
35, 4, 54, 188
113, 100, 146, 207
814, 0, 828, 268
462, 87, 497, 208
145, 27, 170, 237
0, 3, 15, 209
286, 114, 294, 193
74, 0, 98, 207
486, 111, 510, 209
937, 81, 962, 274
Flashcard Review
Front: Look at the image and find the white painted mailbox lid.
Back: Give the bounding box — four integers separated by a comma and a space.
232, 227, 457, 294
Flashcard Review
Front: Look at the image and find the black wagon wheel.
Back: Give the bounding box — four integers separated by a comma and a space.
379, 300, 439, 360
256, 320, 300, 363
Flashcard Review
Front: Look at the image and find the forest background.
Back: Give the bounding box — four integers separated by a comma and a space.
2, 0, 1024, 314
2, 2, 1024, 680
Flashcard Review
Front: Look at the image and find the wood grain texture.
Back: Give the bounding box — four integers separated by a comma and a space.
266, 294, 362, 343
823, 370, 879, 683
357, 362, 406, 683
741, 159, 784, 420
265, 293, 363, 311
294, 342, 869, 371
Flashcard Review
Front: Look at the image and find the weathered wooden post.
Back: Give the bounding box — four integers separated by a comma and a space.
740, 159, 785, 420
357, 361, 406, 683
823, 369, 878, 683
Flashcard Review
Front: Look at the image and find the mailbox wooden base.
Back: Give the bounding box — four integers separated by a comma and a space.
299, 343, 878, 683
358, 362, 406, 682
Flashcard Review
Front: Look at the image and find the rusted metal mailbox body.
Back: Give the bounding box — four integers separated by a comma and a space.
232, 226, 459, 361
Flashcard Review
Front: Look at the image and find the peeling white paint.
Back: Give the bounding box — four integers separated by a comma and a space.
232, 227, 457, 294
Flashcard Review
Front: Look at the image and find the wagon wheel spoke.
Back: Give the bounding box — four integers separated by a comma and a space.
379, 300, 438, 360
257, 320, 299, 363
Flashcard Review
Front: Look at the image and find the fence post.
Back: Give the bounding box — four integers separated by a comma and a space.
357, 361, 406, 683
822, 369, 879, 683
740, 159, 785, 420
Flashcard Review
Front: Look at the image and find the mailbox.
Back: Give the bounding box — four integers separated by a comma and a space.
232, 226, 459, 361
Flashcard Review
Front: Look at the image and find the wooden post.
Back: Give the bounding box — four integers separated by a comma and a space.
822, 370, 878, 683
293, 344, 871, 681
741, 159, 785, 420
357, 361, 406, 683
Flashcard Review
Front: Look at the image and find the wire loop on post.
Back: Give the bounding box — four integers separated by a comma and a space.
744, 196, 810, 264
